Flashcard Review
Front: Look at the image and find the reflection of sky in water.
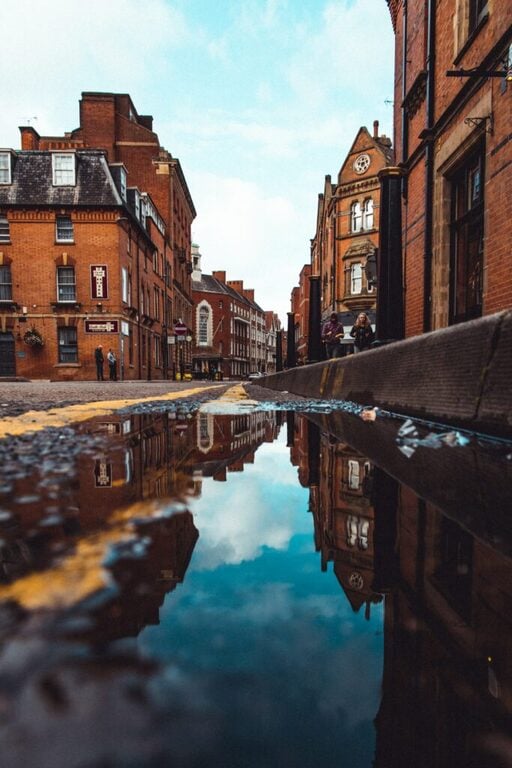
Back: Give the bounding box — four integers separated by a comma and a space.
139, 431, 383, 768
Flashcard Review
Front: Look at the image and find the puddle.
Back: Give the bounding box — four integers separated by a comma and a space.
0, 404, 511, 768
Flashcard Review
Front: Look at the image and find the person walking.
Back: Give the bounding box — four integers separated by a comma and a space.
94, 345, 105, 381
321, 312, 345, 359
107, 348, 117, 381
350, 312, 375, 353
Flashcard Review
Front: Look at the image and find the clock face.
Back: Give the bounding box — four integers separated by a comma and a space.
353, 153, 371, 174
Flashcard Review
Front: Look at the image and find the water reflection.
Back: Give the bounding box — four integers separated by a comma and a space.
0, 405, 510, 767
289, 413, 512, 768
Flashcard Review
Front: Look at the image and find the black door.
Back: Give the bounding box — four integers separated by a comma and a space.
0, 332, 16, 376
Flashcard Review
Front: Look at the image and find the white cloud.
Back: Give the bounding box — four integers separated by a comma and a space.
190, 438, 311, 569
0, 0, 190, 147
189, 171, 308, 321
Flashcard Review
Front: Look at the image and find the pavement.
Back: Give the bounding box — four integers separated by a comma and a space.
0, 379, 311, 420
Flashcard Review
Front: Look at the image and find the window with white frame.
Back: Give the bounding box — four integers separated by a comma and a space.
350, 263, 362, 294
58, 326, 78, 363
153, 287, 160, 320
351, 201, 362, 232
348, 460, 360, 490
0, 214, 10, 242
199, 305, 209, 345
56, 215, 74, 242
57, 266, 76, 302
52, 154, 75, 186
121, 267, 129, 303
154, 334, 161, 367
0, 152, 11, 184
363, 198, 374, 230
120, 167, 127, 201
0, 264, 12, 301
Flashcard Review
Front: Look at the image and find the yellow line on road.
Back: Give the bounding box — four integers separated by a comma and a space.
0, 385, 223, 440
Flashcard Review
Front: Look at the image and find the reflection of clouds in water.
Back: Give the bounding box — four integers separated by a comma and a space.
190, 439, 310, 570
144, 572, 383, 765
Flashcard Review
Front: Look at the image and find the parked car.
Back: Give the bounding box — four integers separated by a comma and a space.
248, 371, 264, 380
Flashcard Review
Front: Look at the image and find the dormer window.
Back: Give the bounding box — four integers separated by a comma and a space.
134, 190, 140, 220
0, 152, 11, 184
52, 153, 75, 186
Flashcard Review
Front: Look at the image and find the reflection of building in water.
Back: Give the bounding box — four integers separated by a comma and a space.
71, 510, 199, 645
0, 411, 198, 585
187, 411, 280, 488
374, 488, 512, 768
307, 430, 382, 618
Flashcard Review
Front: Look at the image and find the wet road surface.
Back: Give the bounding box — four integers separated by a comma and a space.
0, 382, 511, 768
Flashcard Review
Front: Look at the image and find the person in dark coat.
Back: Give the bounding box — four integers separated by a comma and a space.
350, 313, 375, 352
321, 312, 345, 359
94, 345, 104, 381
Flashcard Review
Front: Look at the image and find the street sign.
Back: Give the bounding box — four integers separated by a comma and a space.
174, 322, 187, 336
85, 320, 119, 334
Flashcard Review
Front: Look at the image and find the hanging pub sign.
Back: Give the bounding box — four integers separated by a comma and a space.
90, 265, 108, 299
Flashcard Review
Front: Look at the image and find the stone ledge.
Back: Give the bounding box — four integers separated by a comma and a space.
260, 311, 512, 438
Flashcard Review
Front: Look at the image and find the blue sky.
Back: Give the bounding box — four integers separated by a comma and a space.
0, 0, 395, 322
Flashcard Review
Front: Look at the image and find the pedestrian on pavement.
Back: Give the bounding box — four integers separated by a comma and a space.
94, 345, 105, 381
107, 348, 117, 381
321, 312, 345, 359
350, 312, 375, 353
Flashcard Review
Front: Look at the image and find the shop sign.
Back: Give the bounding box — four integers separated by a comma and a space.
85, 320, 119, 334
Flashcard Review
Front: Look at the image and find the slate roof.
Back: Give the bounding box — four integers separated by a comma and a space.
192, 274, 266, 313
0, 150, 123, 208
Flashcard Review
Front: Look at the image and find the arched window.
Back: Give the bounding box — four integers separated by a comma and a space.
363, 198, 374, 229
198, 305, 209, 345
350, 263, 362, 294
351, 201, 362, 232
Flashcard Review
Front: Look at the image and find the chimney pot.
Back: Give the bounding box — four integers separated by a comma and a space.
373, 120, 379, 138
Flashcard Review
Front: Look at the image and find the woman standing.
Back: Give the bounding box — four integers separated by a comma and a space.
350, 313, 375, 353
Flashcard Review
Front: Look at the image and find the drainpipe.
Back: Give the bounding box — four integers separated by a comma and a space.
307, 275, 322, 363
332, 208, 337, 313
401, 0, 409, 170
136, 235, 142, 379
423, 0, 436, 332
286, 312, 296, 368
276, 329, 283, 371
376, 167, 404, 342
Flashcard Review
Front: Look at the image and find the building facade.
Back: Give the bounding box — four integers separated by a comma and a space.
0, 148, 171, 380
308, 123, 394, 350
191, 260, 267, 380
385, 0, 512, 335
11, 91, 196, 377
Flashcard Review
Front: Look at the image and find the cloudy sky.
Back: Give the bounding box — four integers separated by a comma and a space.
0, 0, 394, 322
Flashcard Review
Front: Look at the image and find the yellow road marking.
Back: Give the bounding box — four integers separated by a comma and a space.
0, 499, 180, 610
0, 385, 223, 440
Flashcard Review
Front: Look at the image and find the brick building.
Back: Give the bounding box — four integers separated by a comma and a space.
291, 264, 311, 365
11, 91, 196, 377
385, 0, 512, 335
309, 122, 393, 348
0, 148, 170, 380
264, 311, 280, 375
191, 254, 269, 379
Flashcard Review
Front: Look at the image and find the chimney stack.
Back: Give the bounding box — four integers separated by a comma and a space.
373, 120, 379, 139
